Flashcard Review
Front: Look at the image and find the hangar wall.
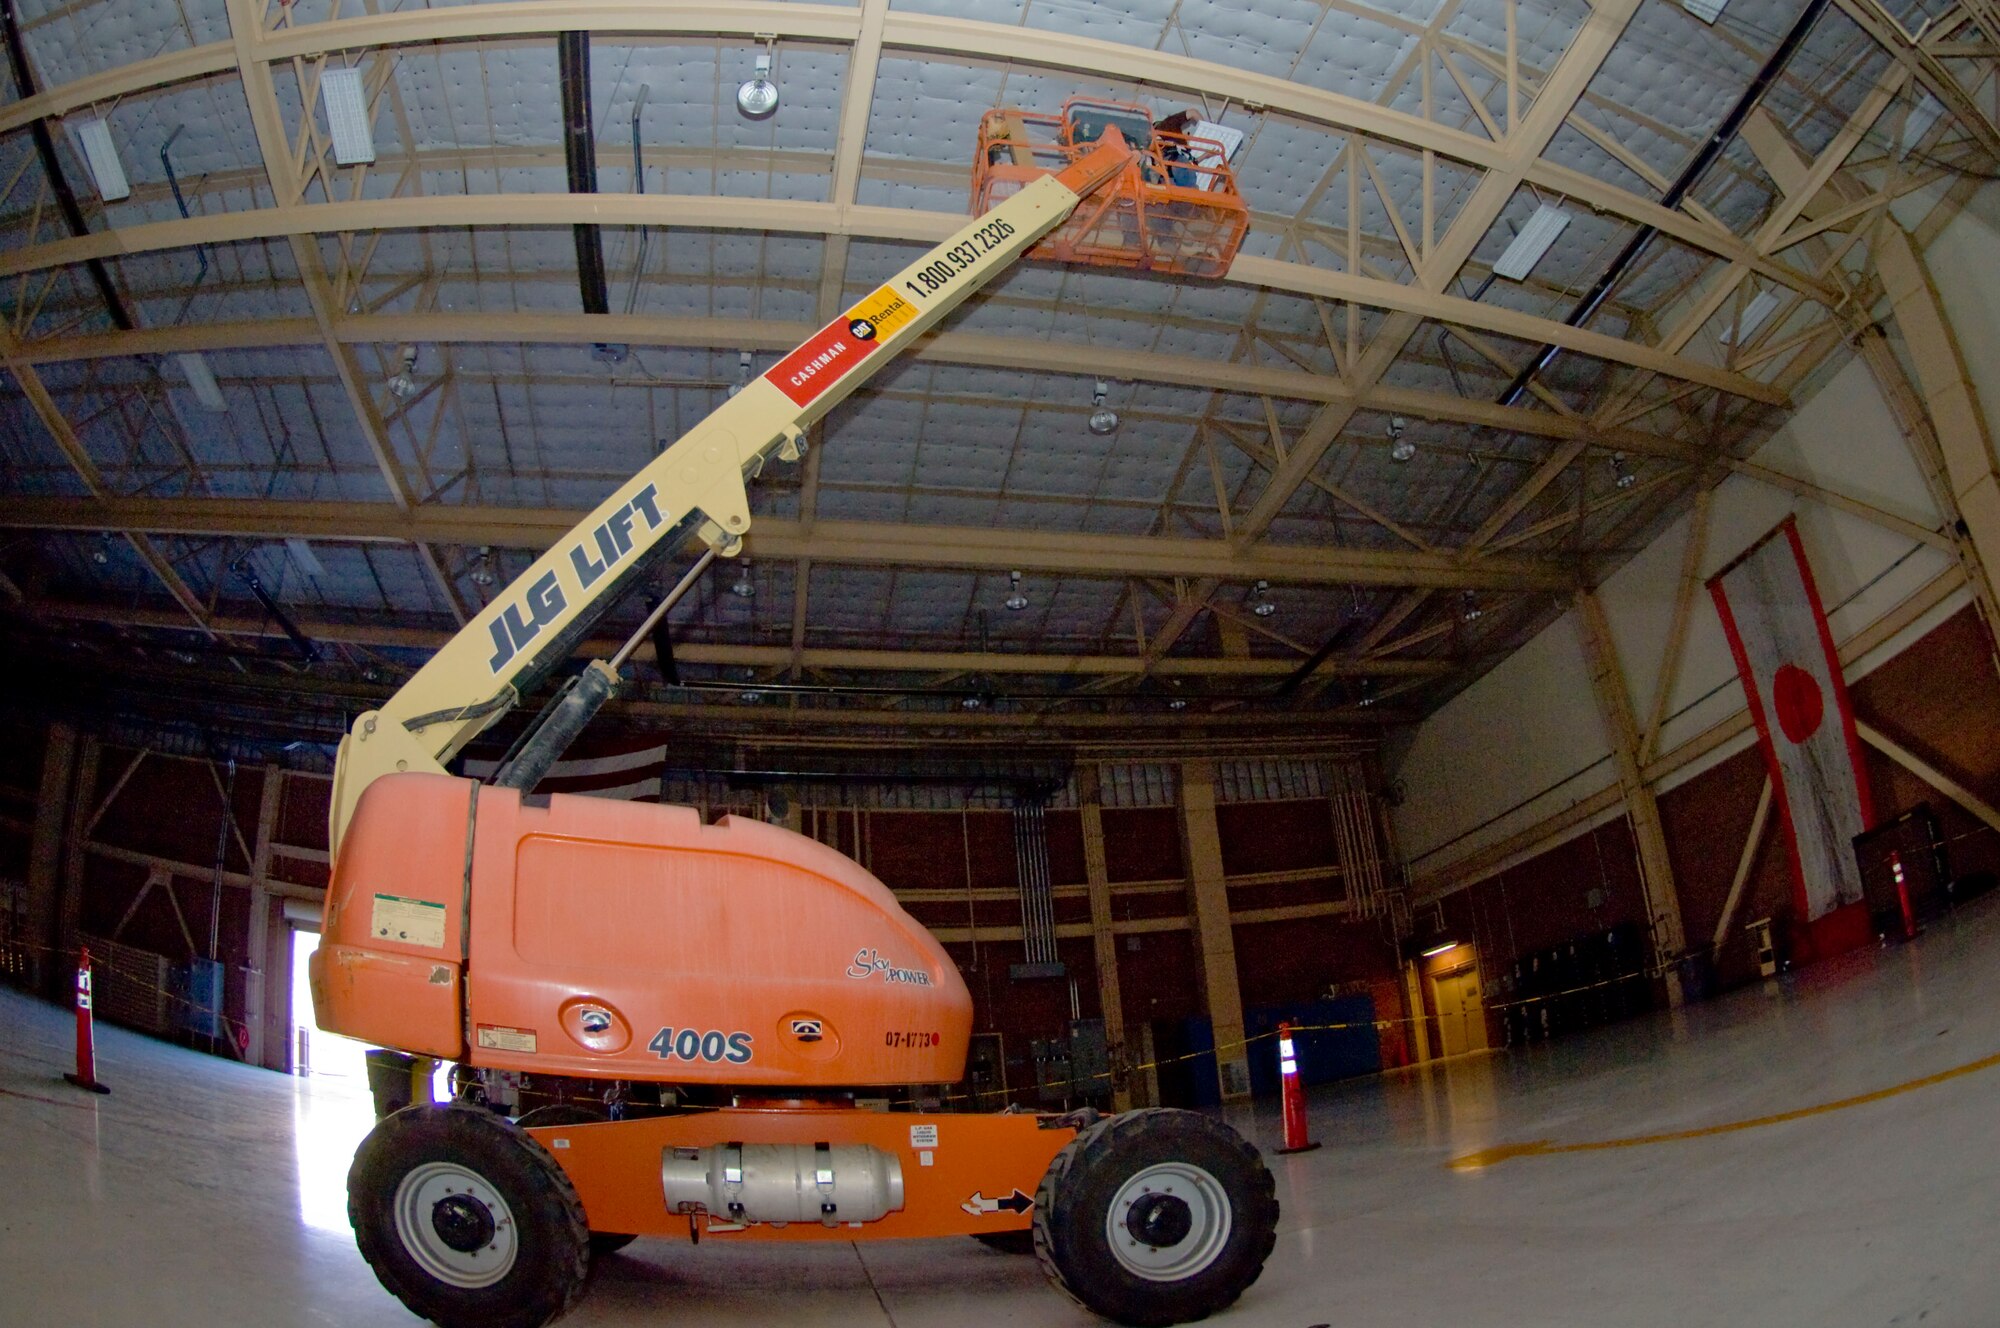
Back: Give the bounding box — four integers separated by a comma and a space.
1389, 191, 2000, 996
0, 730, 1411, 1105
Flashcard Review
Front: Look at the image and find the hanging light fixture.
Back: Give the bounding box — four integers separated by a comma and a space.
730, 560, 756, 598
470, 546, 496, 587
1003, 570, 1029, 612
736, 42, 779, 119
1355, 677, 1375, 708
1167, 697, 1188, 711
1461, 589, 1484, 622
961, 694, 982, 710
739, 689, 765, 704
93, 532, 115, 565
1387, 416, 1415, 462
727, 350, 753, 397
1087, 380, 1120, 435
1250, 579, 1277, 618
385, 344, 419, 399
1611, 452, 1637, 490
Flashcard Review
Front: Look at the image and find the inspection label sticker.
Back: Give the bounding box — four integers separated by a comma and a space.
476, 1024, 538, 1054
910, 1123, 939, 1149
370, 893, 445, 948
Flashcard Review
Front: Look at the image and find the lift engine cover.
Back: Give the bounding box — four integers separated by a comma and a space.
317, 774, 973, 1085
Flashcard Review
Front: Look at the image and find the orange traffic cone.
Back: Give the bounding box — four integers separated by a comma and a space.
1275, 1021, 1317, 1154
62, 947, 111, 1095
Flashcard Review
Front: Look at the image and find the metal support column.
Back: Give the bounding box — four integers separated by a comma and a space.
1077, 765, 1130, 1111
1576, 588, 1688, 1003
1178, 759, 1251, 1101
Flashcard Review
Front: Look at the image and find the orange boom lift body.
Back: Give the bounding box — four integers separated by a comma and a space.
310, 127, 1271, 1328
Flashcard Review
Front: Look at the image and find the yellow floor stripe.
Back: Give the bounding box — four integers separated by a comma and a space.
1447, 1047, 2000, 1171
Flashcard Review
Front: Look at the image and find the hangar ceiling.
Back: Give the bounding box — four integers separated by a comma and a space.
0, 0, 1993, 745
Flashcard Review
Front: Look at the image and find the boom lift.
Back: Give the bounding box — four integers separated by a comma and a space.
312, 132, 1274, 1328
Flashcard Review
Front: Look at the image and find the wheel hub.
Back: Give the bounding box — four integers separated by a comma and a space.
431, 1193, 497, 1253
1103, 1160, 1232, 1282
1124, 1192, 1194, 1248
392, 1161, 519, 1289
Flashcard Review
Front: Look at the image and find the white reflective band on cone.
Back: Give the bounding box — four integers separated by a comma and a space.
1281, 1058, 1297, 1075
1279, 1038, 1296, 1057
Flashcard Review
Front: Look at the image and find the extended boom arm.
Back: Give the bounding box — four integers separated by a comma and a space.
328, 137, 1135, 854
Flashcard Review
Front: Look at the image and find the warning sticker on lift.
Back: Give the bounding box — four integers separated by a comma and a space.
370, 893, 445, 948
764, 286, 918, 408
476, 1024, 538, 1054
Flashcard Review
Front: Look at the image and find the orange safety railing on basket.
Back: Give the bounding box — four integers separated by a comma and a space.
971, 98, 1249, 280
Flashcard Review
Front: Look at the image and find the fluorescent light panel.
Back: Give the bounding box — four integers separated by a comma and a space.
70, 117, 130, 201
285, 538, 327, 580
1722, 289, 1781, 345
1901, 93, 1944, 157
1187, 120, 1245, 191
1492, 204, 1570, 281
175, 351, 228, 412
321, 67, 376, 166
1683, 0, 1727, 23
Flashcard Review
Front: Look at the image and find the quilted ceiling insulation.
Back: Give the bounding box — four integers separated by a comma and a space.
0, 0, 1991, 748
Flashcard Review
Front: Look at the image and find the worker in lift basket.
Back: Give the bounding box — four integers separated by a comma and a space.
1154, 109, 1201, 188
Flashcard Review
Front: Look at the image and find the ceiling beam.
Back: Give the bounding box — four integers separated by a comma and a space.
0, 1, 1835, 296
1, 495, 1580, 590
0, 193, 1790, 404
1234, 0, 1648, 546
30, 599, 1461, 678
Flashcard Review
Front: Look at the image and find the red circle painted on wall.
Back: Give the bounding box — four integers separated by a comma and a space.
1772, 662, 1825, 743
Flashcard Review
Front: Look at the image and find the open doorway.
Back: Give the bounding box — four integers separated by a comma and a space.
289, 928, 372, 1084
1427, 956, 1490, 1058
288, 927, 377, 1232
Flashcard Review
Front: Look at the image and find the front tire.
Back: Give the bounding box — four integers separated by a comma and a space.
1033, 1109, 1277, 1326
349, 1104, 589, 1328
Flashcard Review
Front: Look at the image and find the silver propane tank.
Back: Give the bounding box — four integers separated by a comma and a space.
659, 1141, 905, 1226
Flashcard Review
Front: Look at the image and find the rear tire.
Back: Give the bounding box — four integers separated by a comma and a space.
349, 1104, 590, 1328
514, 1104, 639, 1256
1032, 1109, 1277, 1327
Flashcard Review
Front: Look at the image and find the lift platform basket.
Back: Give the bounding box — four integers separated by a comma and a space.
971, 99, 1249, 279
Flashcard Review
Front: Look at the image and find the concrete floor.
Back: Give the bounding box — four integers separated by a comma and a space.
7, 897, 2000, 1327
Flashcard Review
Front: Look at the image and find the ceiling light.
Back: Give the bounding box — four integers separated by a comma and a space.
1492, 203, 1570, 282
1387, 416, 1416, 463
1004, 570, 1029, 612
1250, 579, 1277, 618
1088, 379, 1120, 435
1355, 677, 1375, 708
1461, 590, 1484, 622
175, 351, 228, 412
728, 349, 753, 397
320, 66, 377, 166
737, 50, 779, 119
470, 546, 496, 588
69, 117, 130, 202
92, 533, 114, 565
730, 560, 756, 598
1420, 940, 1460, 958
739, 689, 765, 703
1721, 290, 1782, 346
386, 344, 418, 399
1611, 453, 1637, 490
1167, 697, 1187, 711
961, 694, 982, 710
1682, 0, 1727, 22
